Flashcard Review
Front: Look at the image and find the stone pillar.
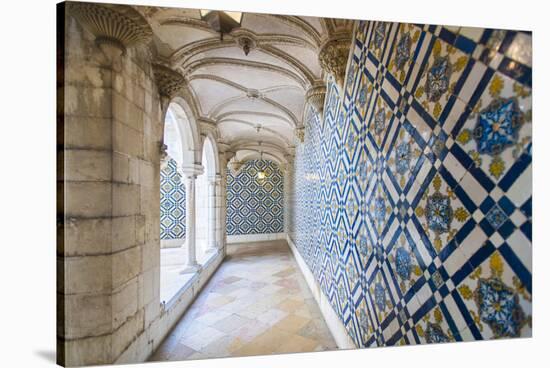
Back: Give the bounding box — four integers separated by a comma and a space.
214, 174, 223, 251
217, 146, 234, 256
59, 3, 154, 366
179, 164, 203, 273
283, 152, 295, 235
206, 176, 218, 253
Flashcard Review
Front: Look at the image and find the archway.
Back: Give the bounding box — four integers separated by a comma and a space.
196, 135, 218, 263
159, 100, 199, 304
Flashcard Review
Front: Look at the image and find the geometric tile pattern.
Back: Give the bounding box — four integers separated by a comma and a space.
227, 160, 284, 235
161, 157, 186, 240
288, 21, 532, 348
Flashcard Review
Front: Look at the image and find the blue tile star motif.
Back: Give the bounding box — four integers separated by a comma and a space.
395, 246, 412, 280
395, 32, 411, 71
374, 197, 386, 222
474, 98, 521, 155
426, 193, 452, 233
476, 278, 525, 337
373, 22, 386, 50
487, 205, 507, 229
358, 307, 369, 337
374, 108, 385, 134
425, 56, 452, 102
374, 282, 386, 310
456, 73, 531, 181
395, 142, 410, 175
425, 323, 449, 344
358, 86, 367, 106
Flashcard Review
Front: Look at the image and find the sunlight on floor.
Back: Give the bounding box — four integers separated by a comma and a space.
151, 240, 337, 361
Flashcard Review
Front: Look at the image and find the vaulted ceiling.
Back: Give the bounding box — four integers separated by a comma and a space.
136, 6, 355, 165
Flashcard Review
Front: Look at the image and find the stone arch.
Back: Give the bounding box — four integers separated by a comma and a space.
201, 133, 220, 177
164, 96, 201, 167
196, 134, 219, 261
159, 95, 203, 304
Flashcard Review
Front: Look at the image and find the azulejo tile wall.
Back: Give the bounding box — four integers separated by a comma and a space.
226, 159, 284, 235
288, 21, 532, 347
160, 157, 186, 240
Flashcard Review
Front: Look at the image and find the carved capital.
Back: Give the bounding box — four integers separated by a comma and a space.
228, 157, 244, 176
295, 127, 305, 143
306, 82, 327, 114
319, 35, 352, 88
152, 63, 186, 99
178, 163, 204, 179
67, 3, 152, 54
159, 143, 169, 170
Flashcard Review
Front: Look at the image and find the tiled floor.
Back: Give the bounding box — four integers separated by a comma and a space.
150, 240, 338, 361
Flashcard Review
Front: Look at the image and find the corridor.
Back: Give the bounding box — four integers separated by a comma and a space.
150, 240, 337, 361
58, 3, 533, 366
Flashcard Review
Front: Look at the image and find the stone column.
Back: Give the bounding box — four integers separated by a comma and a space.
217, 146, 234, 256
214, 174, 223, 251
283, 152, 295, 235
179, 164, 203, 273
206, 176, 218, 254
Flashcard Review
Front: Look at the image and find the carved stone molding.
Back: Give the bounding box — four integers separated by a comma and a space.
306, 82, 327, 114
318, 35, 352, 88
235, 35, 257, 56
198, 117, 218, 138
67, 3, 152, 53
185, 57, 308, 89
159, 143, 169, 170
178, 163, 204, 178
152, 63, 186, 99
295, 127, 305, 143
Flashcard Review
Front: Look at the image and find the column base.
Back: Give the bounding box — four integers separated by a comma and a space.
180, 263, 202, 275
205, 247, 220, 255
